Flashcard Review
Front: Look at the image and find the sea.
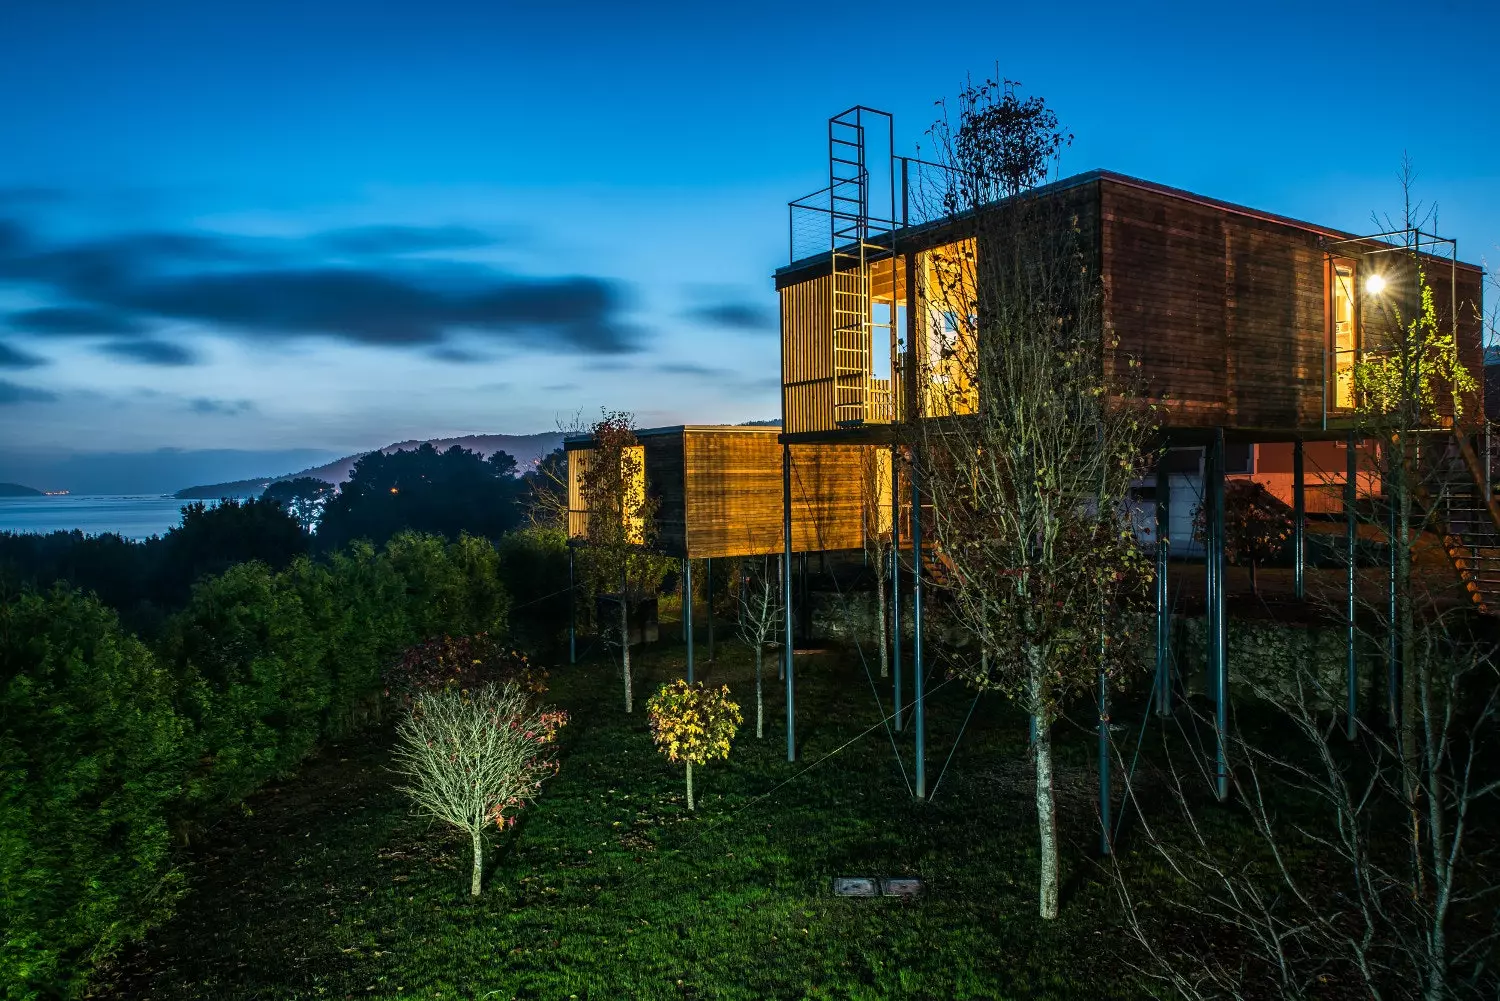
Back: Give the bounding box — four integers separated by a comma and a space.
0, 494, 247, 541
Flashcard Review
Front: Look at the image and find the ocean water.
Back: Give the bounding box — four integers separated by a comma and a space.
0, 495, 237, 541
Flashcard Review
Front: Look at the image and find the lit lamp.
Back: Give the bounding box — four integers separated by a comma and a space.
1365, 273, 1387, 295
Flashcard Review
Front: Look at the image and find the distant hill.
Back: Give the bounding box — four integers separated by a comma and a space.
174, 432, 567, 499
0, 482, 43, 497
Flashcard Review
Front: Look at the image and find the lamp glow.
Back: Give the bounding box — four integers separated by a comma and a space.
1365, 274, 1387, 295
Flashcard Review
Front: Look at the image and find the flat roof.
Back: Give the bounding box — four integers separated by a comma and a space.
564, 424, 782, 448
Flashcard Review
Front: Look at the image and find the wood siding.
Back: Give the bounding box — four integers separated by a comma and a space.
781, 274, 836, 435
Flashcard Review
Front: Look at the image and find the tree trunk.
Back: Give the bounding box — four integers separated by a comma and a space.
620, 569, 633, 713
470, 828, 484, 897
877, 570, 889, 678
686, 760, 695, 811
1034, 718, 1059, 919
755, 644, 764, 739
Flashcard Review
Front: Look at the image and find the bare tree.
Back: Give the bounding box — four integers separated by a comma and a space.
861, 446, 893, 678
392, 683, 567, 897
735, 554, 781, 738
911, 79, 1155, 919
575, 411, 668, 713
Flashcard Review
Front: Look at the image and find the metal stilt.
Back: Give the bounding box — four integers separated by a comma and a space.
1293, 437, 1306, 600
782, 443, 795, 762
684, 556, 694, 683
911, 449, 925, 800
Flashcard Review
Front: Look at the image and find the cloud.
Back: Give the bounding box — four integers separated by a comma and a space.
188, 397, 256, 416
0, 379, 57, 404
0, 342, 46, 369
0, 217, 639, 355
7, 306, 144, 335
427, 345, 488, 363
98, 339, 198, 366
683, 301, 776, 332
318, 225, 500, 256
655, 362, 735, 378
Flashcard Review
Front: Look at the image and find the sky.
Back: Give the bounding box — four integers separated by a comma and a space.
0, 0, 1495, 491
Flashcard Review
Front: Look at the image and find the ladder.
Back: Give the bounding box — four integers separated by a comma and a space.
1437, 432, 1500, 614
828, 108, 894, 426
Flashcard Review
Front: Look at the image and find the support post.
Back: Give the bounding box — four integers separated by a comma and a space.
706, 557, 714, 663
1387, 439, 1398, 729
567, 545, 576, 666
1206, 429, 1228, 802
1293, 436, 1306, 600
782, 443, 795, 762
1098, 659, 1111, 856
799, 552, 810, 644
683, 556, 694, 683
1154, 460, 1171, 716
911, 448, 926, 800
1346, 432, 1358, 739
891, 445, 903, 731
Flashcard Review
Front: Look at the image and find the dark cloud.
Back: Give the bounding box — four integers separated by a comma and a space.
99, 339, 198, 366
428, 345, 487, 363
7, 306, 144, 335
683, 301, 776, 332
0, 379, 57, 404
655, 362, 735, 378
188, 397, 256, 416
0, 342, 46, 369
318, 225, 499, 256
0, 217, 639, 355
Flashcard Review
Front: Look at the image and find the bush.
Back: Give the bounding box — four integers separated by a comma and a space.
0, 588, 186, 999
384, 633, 546, 704
495, 527, 572, 655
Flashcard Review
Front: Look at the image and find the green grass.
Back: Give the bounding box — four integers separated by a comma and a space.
89, 638, 1168, 1001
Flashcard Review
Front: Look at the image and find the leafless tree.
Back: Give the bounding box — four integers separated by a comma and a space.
910, 78, 1155, 919
735, 554, 781, 738
861, 446, 894, 678
392, 683, 567, 897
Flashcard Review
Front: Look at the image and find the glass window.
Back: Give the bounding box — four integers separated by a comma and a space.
1330, 263, 1358, 410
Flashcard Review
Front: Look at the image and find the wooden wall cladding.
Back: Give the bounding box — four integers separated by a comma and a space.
682, 430, 866, 559
781, 274, 836, 435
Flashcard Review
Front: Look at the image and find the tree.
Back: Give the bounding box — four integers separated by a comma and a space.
735, 554, 781, 738
392, 683, 567, 897
1192, 479, 1293, 594
262, 476, 335, 534
861, 447, 893, 678
912, 78, 1154, 919
521, 447, 569, 528
575, 412, 668, 713
645, 680, 741, 811
316, 444, 523, 550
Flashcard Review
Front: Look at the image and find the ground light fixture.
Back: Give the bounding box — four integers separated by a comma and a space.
1365, 273, 1387, 295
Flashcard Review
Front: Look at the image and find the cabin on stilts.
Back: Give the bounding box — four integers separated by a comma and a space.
774, 106, 1488, 801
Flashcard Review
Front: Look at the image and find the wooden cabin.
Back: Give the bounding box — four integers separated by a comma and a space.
776, 169, 1485, 440
565, 425, 870, 559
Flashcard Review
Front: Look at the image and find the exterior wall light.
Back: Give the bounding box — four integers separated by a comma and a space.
1365, 273, 1387, 295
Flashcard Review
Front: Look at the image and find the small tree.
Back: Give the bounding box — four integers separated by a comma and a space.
576, 411, 667, 713
1192, 479, 1293, 594
735, 554, 781, 738
262, 476, 335, 534
645, 680, 742, 810
392, 683, 567, 896
861, 446, 893, 678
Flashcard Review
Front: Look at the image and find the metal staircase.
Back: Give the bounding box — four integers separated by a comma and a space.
827, 108, 894, 426
1436, 432, 1500, 615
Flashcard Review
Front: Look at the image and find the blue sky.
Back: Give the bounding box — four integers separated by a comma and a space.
0, 0, 1495, 490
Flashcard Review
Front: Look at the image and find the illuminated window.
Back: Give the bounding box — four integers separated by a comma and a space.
1330, 262, 1358, 410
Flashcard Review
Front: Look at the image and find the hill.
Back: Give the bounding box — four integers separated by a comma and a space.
174, 432, 566, 499
0, 482, 43, 497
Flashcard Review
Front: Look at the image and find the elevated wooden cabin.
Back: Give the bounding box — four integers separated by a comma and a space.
777, 169, 1485, 441
566, 425, 871, 559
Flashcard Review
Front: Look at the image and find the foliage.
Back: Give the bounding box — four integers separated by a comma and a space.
382, 531, 511, 643
645, 679, 741, 810
520, 447, 568, 528
383, 633, 546, 704
494, 526, 573, 654
1355, 269, 1477, 426
392, 683, 567, 895
942, 77, 1073, 204
317, 444, 523, 551
1191, 479, 1292, 591
261, 477, 335, 534
0, 588, 187, 1000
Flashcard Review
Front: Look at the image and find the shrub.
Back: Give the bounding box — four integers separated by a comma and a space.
392, 683, 567, 896
494, 526, 572, 655
0, 588, 186, 999
645, 680, 742, 811
383, 633, 546, 704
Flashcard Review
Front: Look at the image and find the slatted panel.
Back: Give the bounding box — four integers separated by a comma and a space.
566, 448, 591, 539
681, 431, 867, 558
781, 274, 836, 435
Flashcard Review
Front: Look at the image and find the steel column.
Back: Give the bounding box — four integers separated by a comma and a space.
1387, 439, 1398, 729
911, 449, 926, 800
891, 445, 903, 731
782, 443, 795, 762
1346, 432, 1358, 740
1207, 429, 1228, 802
1155, 460, 1171, 716
706, 557, 714, 663
1293, 436, 1306, 600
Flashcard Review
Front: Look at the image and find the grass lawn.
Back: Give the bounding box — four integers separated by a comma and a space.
90, 636, 1176, 1001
